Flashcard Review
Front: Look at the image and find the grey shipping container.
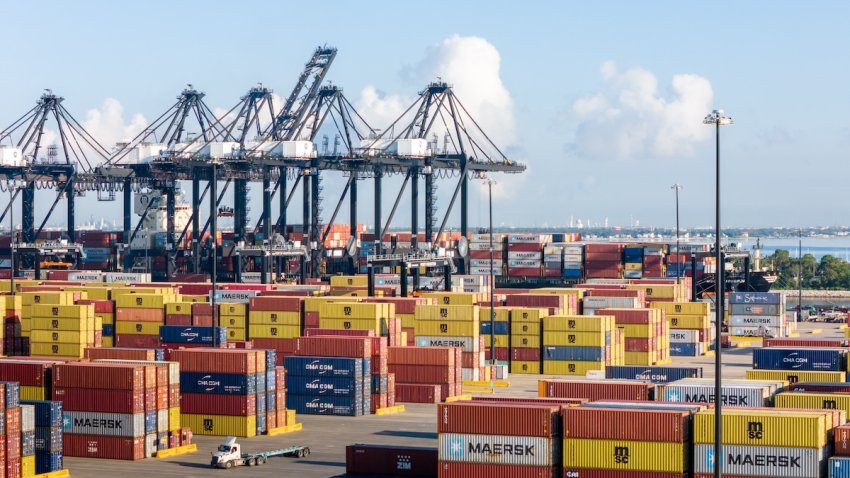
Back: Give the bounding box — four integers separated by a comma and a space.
695, 444, 825, 477
62, 411, 146, 437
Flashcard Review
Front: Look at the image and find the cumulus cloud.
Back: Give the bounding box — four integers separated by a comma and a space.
570, 61, 714, 160
82, 98, 147, 161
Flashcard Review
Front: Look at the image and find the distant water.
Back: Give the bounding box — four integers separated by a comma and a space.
733, 237, 850, 261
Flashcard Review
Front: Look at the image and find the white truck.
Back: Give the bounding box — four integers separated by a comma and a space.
210, 437, 310, 469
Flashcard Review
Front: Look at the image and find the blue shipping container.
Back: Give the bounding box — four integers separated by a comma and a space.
286, 394, 363, 416
266, 371, 276, 392
255, 372, 266, 392
542, 346, 603, 362
263, 350, 277, 371
256, 392, 267, 415
606, 365, 703, 383
371, 374, 388, 394
35, 453, 63, 474
21, 400, 63, 427
480, 321, 510, 335
102, 324, 115, 337
753, 348, 847, 371
831, 457, 850, 478
0, 382, 21, 408
284, 356, 363, 378
729, 292, 783, 305
670, 343, 699, 356
563, 269, 582, 278
159, 326, 227, 345
266, 391, 276, 412
21, 430, 35, 456
362, 392, 371, 413
34, 426, 63, 452
145, 411, 156, 434
179, 372, 257, 395
286, 375, 365, 397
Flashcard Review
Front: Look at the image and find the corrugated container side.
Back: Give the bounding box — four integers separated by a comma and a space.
437, 403, 559, 437
438, 433, 558, 467
694, 443, 825, 477
564, 407, 689, 442
345, 444, 438, 477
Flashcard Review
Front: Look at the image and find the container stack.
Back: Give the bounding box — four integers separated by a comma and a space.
693, 408, 831, 477
751, 346, 848, 389
372, 297, 431, 347
159, 325, 227, 349
563, 406, 691, 477
21, 291, 83, 355
543, 244, 562, 277
436, 401, 562, 477
468, 233, 504, 276
248, 296, 302, 358
21, 400, 63, 475
80, 299, 115, 347
728, 291, 787, 338
830, 425, 850, 476
642, 245, 665, 277
190, 302, 213, 327
659, 378, 785, 406
3, 295, 23, 355
606, 365, 702, 383
581, 290, 641, 316
596, 308, 670, 366
170, 349, 262, 437
260, 350, 277, 431
479, 307, 509, 363
542, 315, 620, 376
414, 304, 481, 380
562, 244, 584, 279
4, 382, 23, 478
652, 301, 712, 356
539, 378, 655, 401
220, 303, 247, 342
389, 347, 460, 403
623, 246, 644, 279
506, 234, 543, 277
0, 360, 57, 401
287, 337, 371, 416
319, 302, 391, 337
164, 302, 192, 326
509, 307, 546, 374
30, 303, 98, 358
54, 363, 148, 460
114, 291, 175, 348
20, 403, 35, 477
584, 243, 623, 279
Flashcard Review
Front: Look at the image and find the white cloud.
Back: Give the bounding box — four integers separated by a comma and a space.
570, 61, 714, 160
82, 98, 147, 162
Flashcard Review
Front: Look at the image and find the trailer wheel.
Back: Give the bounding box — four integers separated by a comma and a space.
257, 456, 267, 465
248, 458, 256, 466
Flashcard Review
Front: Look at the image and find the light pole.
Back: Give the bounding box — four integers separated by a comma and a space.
704, 109, 732, 478
798, 228, 803, 322
671, 184, 683, 284
487, 178, 496, 367
9, 186, 15, 296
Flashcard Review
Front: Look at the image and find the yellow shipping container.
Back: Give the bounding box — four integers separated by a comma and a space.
31, 330, 89, 344
543, 360, 605, 375
667, 315, 711, 329
617, 324, 654, 338
512, 321, 541, 336
165, 303, 193, 315
21, 455, 35, 478
181, 295, 208, 303
320, 317, 387, 335
478, 307, 511, 322
627, 284, 676, 299
415, 304, 480, 322
168, 407, 181, 431
20, 386, 47, 401
398, 313, 415, 328
694, 409, 828, 448
487, 335, 510, 347
624, 262, 643, 271
21, 291, 78, 306
414, 321, 477, 337
0, 295, 22, 309
319, 302, 384, 320
565, 439, 685, 473
248, 311, 300, 325
510, 307, 549, 322
32, 303, 94, 320
102, 336, 114, 347
651, 301, 710, 316
543, 331, 609, 347
32, 317, 92, 331
181, 413, 256, 438
420, 292, 478, 306
97, 312, 115, 325
220, 303, 247, 316
115, 321, 162, 335
543, 315, 616, 333
776, 392, 850, 417
624, 351, 655, 366
221, 316, 247, 329
115, 294, 177, 309
304, 296, 355, 312
30, 343, 84, 358
64, 286, 109, 300
227, 329, 247, 341
110, 287, 174, 297
746, 369, 846, 383
510, 361, 541, 374
248, 324, 301, 339
330, 275, 369, 287
511, 334, 540, 348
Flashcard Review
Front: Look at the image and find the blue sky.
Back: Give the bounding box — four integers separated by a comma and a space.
0, 1, 848, 230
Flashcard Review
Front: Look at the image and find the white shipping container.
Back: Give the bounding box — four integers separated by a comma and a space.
157, 409, 169, 433
508, 251, 540, 260
0, 146, 24, 166
543, 246, 563, 255
586, 279, 630, 285
470, 233, 505, 242
729, 303, 782, 315
241, 272, 262, 283
68, 272, 103, 282
564, 254, 583, 262
508, 234, 541, 243
543, 255, 562, 262
564, 261, 583, 269
469, 241, 504, 251
145, 432, 157, 458
438, 433, 557, 467
660, 383, 771, 407
582, 308, 596, 316
694, 444, 825, 477
396, 138, 430, 157
416, 336, 479, 353
461, 368, 480, 382
104, 272, 151, 283
669, 329, 700, 343
469, 267, 503, 276
21, 405, 35, 433
730, 326, 785, 338
62, 411, 146, 437
507, 260, 541, 268
729, 315, 783, 327
469, 259, 503, 267
583, 296, 642, 309
492, 365, 509, 380
212, 290, 259, 303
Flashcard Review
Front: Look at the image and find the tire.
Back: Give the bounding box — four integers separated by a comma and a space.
257, 456, 266, 465
248, 458, 255, 467
224, 461, 233, 469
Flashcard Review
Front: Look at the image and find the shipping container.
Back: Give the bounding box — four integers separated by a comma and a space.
62, 411, 145, 437
179, 371, 257, 395
563, 407, 689, 442
564, 438, 686, 473
605, 365, 702, 383
63, 434, 145, 460
345, 444, 438, 477
53, 387, 144, 414
180, 413, 256, 438
437, 403, 559, 437
694, 443, 825, 477
539, 379, 654, 401
438, 433, 557, 467
694, 409, 829, 448
285, 395, 363, 416
283, 356, 363, 378
437, 461, 557, 478
53, 363, 145, 390
753, 347, 847, 371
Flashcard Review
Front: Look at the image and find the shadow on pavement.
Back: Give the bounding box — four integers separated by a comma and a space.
373, 430, 437, 440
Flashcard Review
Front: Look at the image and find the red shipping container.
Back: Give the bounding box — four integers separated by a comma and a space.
388, 347, 455, 366
181, 393, 256, 416
168, 349, 257, 374
192, 314, 213, 327
624, 337, 655, 352
295, 337, 371, 358
511, 347, 540, 361
395, 383, 441, 404
0, 360, 56, 386
115, 334, 160, 348
249, 296, 302, 312
165, 314, 192, 326
346, 444, 438, 477
485, 347, 510, 361
54, 363, 145, 390
303, 329, 375, 337
836, 424, 850, 456
439, 462, 555, 478
4, 458, 18, 478
505, 294, 563, 311
53, 387, 145, 414
571, 471, 685, 478
437, 402, 560, 437
763, 338, 850, 348
596, 308, 655, 324
389, 365, 454, 384
370, 393, 387, 413
563, 407, 689, 442
115, 308, 165, 322
251, 338, 298, 355
64, 434, 145, 460
539, 379, 654, 401
85, 348, 160, 361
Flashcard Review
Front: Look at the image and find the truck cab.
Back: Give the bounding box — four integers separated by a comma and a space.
211, 437, 241, 468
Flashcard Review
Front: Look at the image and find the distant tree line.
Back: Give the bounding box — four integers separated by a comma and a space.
761, 249, 850, 290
